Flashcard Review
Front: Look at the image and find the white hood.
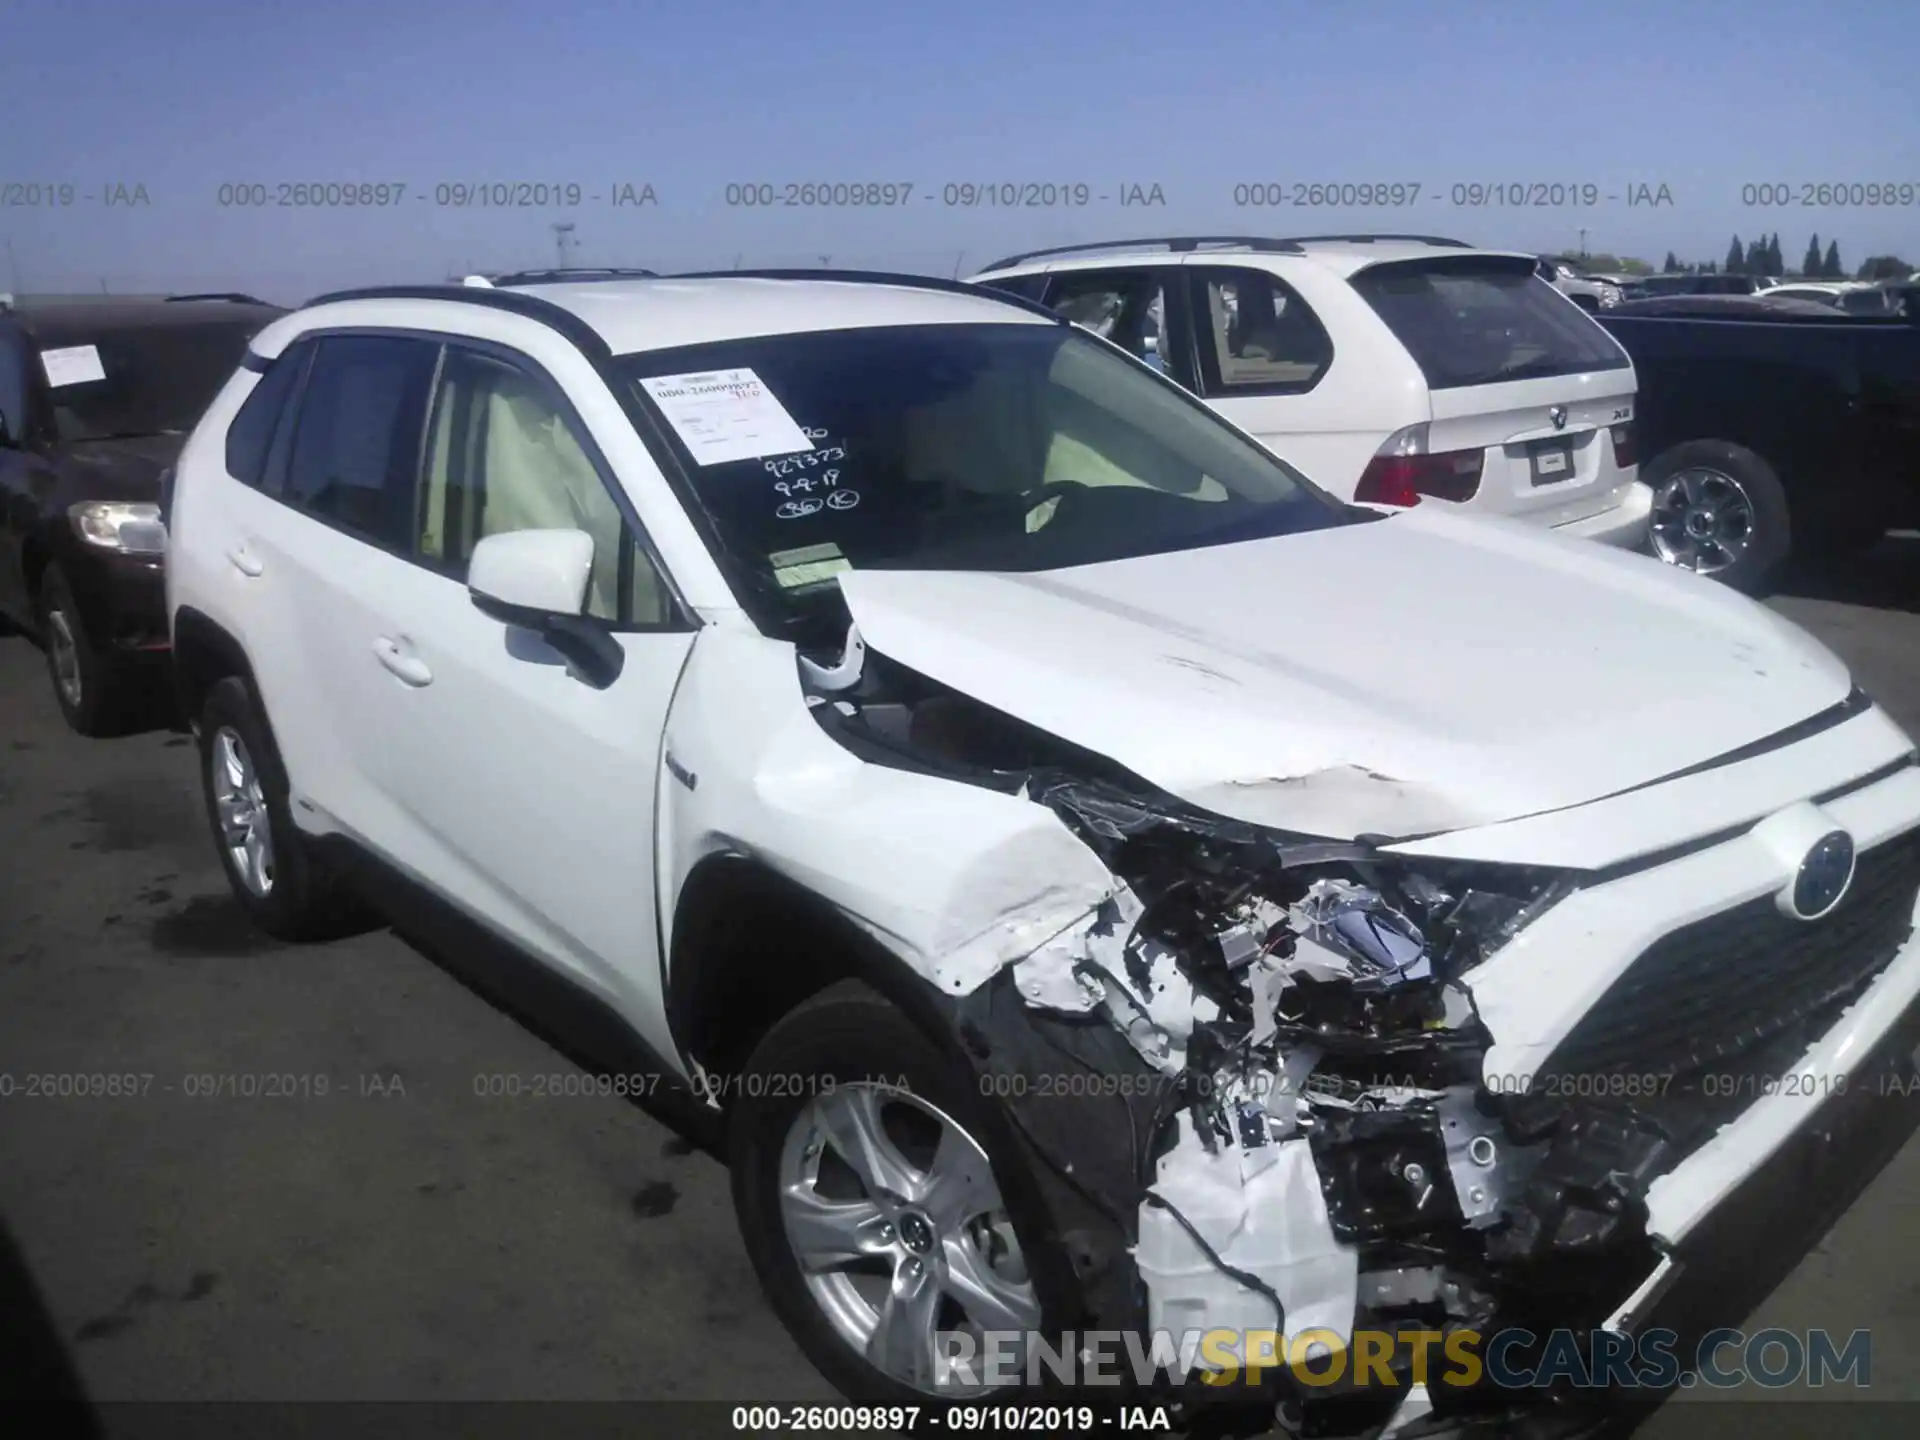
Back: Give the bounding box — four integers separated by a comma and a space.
835, 506, 1853, 839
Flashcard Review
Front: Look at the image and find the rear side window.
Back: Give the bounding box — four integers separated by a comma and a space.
1192, 267, 1333, 393
282, 335, 440, 549
978, 273, 1048, 302
224, 345, 306, 486
1350, 256, 1630, 390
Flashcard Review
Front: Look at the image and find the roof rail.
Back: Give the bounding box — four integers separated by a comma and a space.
1274, 234, 1471, 247
976, 236, 1312, 273
165, 292, 272, 305
299, 283, 618, 361
666, 267, 1068, 324
488, 267, 660, 285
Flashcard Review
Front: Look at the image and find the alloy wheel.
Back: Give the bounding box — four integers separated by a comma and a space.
1650, 467, 1757, 575
777, 1083, 1041, 1395
210, 727, 275, 897
45, 608, 83, 709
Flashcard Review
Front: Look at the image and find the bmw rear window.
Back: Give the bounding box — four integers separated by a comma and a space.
1350, 255, 1631, 390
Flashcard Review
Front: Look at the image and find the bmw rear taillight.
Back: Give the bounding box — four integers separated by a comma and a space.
1354, 423, 1484, 505
1610, 422, 1636, 470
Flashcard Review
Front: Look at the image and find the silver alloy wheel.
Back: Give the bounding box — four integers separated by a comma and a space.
1649, 466, 1757, 575
210, 727, 275, 898
46, 608, 83, 709
778, 1083, 1042, 1395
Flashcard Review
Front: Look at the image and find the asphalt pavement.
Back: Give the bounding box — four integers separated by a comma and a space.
1, 539, 1917, 1436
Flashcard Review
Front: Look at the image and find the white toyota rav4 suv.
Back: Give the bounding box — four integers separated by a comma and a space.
970, 236, 1652, 550
164, 272, 1920, 1434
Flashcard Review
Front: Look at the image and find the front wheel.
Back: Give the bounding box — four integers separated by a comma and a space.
195, 676, 370, 941
1644, 440, 1791, 594
729, 981, 1056, 1405
37, 564, 128, 736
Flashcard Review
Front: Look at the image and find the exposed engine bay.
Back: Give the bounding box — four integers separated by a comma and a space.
794, 628, 1877, 1427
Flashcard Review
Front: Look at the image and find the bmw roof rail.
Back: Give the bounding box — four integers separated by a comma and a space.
1276, 234, 1472, 247
977, 236, 1312, 272
165, 292, 273, 304
487, 267, 660, 285
666, 267, 1069, 324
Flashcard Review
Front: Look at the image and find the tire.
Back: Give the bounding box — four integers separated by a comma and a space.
1643, 440, 1792, 594
729, 980, 1064, 1406
37, 564, 128, 736
195, 675, 368, 941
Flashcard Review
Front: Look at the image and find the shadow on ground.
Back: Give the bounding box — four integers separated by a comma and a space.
0, 1207, 103, 1435
1776, 533, 1920, 613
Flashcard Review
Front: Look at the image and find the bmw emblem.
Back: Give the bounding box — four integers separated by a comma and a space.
1789, 831, 1856, 920
1549, 405, 1568, 430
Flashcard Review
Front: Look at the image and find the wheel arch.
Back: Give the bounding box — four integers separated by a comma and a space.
666, 852, 969, 1095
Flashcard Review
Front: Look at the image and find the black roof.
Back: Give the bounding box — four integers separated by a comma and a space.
7, 295, 284, 346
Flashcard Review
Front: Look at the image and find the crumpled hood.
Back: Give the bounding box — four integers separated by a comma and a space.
835, 505, 1853, 839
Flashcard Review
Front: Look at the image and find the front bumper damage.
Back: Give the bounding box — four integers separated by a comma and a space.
785, 630, 1920, 1432
662, 616, 1920, 1433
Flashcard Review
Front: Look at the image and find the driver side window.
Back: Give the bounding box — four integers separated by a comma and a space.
417, 347, 670, 625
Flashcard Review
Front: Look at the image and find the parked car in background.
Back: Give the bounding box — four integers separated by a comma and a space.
1635, 273, 1776, 298
971, 235, 1650, 548
0, 293, 283, 732
1597, 296, 1920, 590
1534, 255, 1622, 311
1764, 282, 1899, 316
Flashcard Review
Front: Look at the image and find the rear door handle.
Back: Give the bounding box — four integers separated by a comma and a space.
372, 636, 433, 687
226, 546, 264, 577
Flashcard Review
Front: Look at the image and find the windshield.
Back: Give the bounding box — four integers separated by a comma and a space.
1349, 256, 1631, 390
45, 321, 260, 442
614, 321, 1354, 633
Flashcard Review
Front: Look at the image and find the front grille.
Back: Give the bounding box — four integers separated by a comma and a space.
1540, 827, 1920, 1082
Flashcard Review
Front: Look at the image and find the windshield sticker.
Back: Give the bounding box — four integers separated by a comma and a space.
770, 541, 851, 589
40, 344, 108, 389
638, 367, 812, 466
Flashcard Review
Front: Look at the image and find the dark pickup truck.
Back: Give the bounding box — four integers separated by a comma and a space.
1597, 295, 1920, 591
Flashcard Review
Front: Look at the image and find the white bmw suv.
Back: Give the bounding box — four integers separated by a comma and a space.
164, 271, 1920, 1433
970, 236, 1652, 549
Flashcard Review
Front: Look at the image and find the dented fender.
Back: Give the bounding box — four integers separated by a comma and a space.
657, 626, 1120, 1000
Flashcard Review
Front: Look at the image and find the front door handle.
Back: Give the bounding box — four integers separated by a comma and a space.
372, 636, 433, 687
226, 546, 264, 577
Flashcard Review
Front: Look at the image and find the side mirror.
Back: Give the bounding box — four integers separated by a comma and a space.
467, 529, 624, 688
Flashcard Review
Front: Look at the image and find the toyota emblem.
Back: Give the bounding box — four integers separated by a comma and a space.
1789, 831, 1856, 920
1549, 406, 1568, 430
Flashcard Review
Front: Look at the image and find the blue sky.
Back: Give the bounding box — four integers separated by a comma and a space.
2, 0, 1915, 300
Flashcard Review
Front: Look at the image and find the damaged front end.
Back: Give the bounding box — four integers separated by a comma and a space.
802, 632, 1691, 1430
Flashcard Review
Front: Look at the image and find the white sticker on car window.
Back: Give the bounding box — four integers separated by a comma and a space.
638, 367, 812, 466
40, 345, 108, 388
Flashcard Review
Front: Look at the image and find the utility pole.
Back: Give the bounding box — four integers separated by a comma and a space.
1577, 227, 1589, 259
3, 238, 20, 294
951, 249, 966, 279
818, 254, 832, 268
552, 221, 577, 268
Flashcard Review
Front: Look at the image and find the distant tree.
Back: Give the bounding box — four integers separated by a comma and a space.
1701, 259, 1718, 274
1583, 252, 1623, 272
1725, 235, 1746, 273
1824, 239, 1843, 278
1745, 238, 1767, 274
1802, 234, 1823, 277
1856, 253, 1912, 280
1619, 257, 1653, 275
1662, 250, 1679, 273
1766, 234, 1785, 276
